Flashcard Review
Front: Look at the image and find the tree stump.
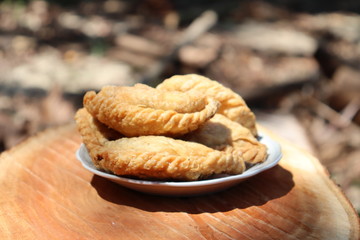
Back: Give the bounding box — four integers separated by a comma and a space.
0, 124, 358, 239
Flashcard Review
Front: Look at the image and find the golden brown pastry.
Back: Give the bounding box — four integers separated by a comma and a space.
83, 84, 219, 137
182, 114, 267, 164
75, 108, 245, 181
157, 74, 258, 136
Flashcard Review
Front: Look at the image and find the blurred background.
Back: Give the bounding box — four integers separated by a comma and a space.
0, 0, 359, 213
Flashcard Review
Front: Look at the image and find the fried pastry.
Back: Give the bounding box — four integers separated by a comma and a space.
83, 85, 219, 137
75, 108, 245, 181
182, 114, 267, 164
75, 108, 122, 158
157, 74, 258, 136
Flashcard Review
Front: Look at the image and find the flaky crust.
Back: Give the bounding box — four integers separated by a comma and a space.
182, 114, 267, 164
84, 85, 219, 137
157, 74, 258, 136
74, 108, 122, 160
75, 108, 245, 181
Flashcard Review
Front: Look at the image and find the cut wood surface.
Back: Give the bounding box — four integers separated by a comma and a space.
0, 124, 358, 240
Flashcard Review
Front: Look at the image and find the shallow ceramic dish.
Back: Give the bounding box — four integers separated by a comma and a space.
76, 133, 282, 197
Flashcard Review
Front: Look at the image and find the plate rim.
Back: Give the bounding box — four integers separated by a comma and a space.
75, 132, 282, 188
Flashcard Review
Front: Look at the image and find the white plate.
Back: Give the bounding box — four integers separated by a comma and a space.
76, 133, 282, 197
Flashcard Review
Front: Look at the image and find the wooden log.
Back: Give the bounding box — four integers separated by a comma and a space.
0, 124, 358, 239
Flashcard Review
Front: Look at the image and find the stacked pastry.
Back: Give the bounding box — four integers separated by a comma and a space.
75, 74, 267, 181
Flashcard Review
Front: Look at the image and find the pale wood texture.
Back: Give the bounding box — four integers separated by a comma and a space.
0, 124, 359, 240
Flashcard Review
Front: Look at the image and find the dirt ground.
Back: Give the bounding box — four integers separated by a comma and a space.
0, 0, 359, 214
